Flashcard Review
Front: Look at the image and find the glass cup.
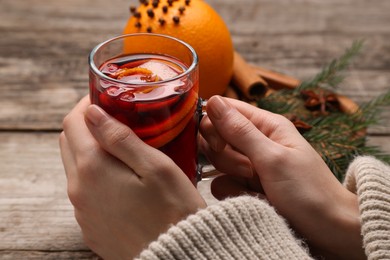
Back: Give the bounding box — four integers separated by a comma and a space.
89, 33, 200, 185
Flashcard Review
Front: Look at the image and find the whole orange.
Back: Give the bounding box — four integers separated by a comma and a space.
123, 0, 234, 99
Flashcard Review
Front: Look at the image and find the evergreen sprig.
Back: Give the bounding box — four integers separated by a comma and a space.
303, 91, 390, 180
257, 41, 390, 181
297, 40, 364, 92
358, 90, 390, 124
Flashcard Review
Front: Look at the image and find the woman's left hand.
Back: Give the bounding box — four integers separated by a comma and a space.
59, 96, 206, 260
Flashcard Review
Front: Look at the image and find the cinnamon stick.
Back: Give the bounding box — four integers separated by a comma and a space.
224, 85, 240, 99
232, 51, 269, 99
229, 54, 360, 118
252, 65, 301, 90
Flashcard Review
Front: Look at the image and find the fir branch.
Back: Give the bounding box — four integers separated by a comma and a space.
257, 89, 300, 114
357, 89, 390, 124
297, 40, 364, 92
303, 89, 390, 180
256, 40, 390, 182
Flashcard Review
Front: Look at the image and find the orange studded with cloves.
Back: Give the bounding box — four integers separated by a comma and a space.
123, 0, 234, 99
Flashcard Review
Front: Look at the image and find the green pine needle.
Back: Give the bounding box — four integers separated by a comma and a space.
358, 89, 390, 124
257, 40, 390, 181
303, 90, 390, 180
297, 40, 364, 92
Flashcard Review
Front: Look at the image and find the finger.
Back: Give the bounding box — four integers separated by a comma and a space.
221, 97, 298, 138
62, 96, 119, 181
84, 104, 168, 176
206, 95, 278, 160
223, 97, 308, 153
62, 95, 97, 156
199, 135, 253, 178
59, 131, 77, 180
199, 115, 226, 152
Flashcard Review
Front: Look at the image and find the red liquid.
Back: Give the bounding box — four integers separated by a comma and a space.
89, 54, 199, 184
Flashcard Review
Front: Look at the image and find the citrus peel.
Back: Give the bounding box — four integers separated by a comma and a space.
133, 89, 197, 138
110, 67, 153, 80
144, 103, 197, 148
134, 94, 181, 113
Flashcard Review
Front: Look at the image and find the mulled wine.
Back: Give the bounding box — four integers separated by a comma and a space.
90, 53, 199, 184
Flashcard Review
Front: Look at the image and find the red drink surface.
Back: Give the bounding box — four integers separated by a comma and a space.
90, 54, 199, 184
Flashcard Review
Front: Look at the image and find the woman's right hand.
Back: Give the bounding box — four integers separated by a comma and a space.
199, 95, 365, 259
60, 96, 206, 259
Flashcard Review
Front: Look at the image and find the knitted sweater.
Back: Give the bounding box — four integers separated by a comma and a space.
137, 157, 390, 259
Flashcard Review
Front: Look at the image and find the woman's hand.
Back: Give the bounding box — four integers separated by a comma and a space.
60, 96, 206, 260
200, 95, 364, 259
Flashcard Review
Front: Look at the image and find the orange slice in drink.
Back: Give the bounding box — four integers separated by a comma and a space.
113, 67, 153, 80
133, 89, 197, 138
144, 103, 197, 148
134, 94, 181, 113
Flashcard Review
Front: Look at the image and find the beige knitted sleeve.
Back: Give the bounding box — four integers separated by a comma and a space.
137, 196, 312, 260
343, 156, 390, 259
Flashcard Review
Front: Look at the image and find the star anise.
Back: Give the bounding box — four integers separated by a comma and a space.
285, 114, 313, 134
300, 89, 340, 115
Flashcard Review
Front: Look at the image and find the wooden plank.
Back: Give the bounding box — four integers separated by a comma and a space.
0, 251, 98, 260
367, 136, 390, 154
0, 197, 86, 250
1, 132, 389, 251
0, 0, 130, 130
0, 133, 89, 253
1, 0, 389, 258
214, 0, 390, 35
0, 0, 389, 132
0, 132, 214, 257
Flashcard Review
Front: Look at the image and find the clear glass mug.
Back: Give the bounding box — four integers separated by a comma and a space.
89, 33, 202, 185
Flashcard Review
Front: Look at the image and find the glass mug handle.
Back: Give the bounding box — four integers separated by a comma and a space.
198, 98, 208, 121
196, 98, 218, 182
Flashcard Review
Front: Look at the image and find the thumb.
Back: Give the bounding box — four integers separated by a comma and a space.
84, 104, 171, 176
206, 96, 274, 160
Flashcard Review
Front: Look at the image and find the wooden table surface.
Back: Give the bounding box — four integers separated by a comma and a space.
1, 0, 389, 259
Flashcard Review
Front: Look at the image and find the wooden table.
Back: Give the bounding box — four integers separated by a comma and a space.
1, 0, 389, 258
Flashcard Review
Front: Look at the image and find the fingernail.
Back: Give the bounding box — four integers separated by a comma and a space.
85, 105, 108, 126
208, 95, 231, 120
